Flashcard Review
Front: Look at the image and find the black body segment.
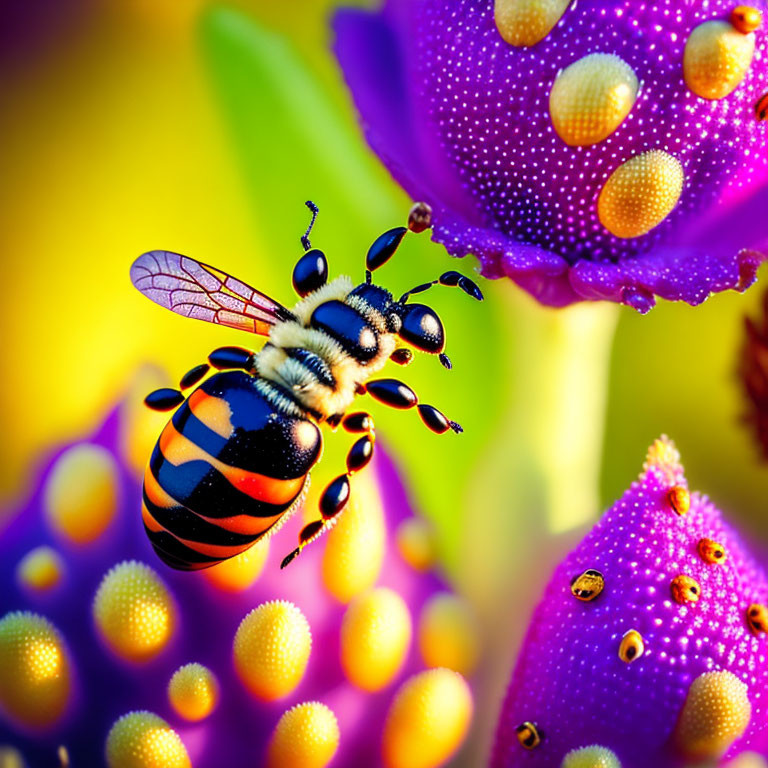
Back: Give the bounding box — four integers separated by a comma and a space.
145, 388, 185, 412
292, 248, 328, 297
366, 226, 407, 271
142, 371, 322, 570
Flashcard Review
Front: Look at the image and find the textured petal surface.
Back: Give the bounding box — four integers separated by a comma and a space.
492, 438, 768, 767
334, 0, 768, 311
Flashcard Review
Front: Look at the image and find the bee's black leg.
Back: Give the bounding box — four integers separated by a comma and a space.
281, 414, 376, 569
364, 378, 463, 434
208, 346, 258, 372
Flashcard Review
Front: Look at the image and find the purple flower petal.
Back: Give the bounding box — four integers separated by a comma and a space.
335, 0, 768, 311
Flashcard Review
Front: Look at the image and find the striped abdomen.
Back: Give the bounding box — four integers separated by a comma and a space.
142, 371, 322, 570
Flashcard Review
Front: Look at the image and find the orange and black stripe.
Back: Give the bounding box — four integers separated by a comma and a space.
142, 371, 322, 570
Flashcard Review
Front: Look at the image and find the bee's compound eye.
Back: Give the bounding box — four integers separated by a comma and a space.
747, 603, 768, 635
293, 248, 328, 297
515, 721, 542, 750
697, 537, 727, 565
570, 569, 605, 602
618, 629, 645, 663
670, 574, 701, 604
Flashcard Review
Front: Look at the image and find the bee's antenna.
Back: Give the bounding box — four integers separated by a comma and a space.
398, 271, 484, 304
301, 200, 319, 251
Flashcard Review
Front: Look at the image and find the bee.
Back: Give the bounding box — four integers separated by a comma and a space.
130, 201, 483, 571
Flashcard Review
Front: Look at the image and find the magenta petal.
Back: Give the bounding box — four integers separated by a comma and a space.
492, 438, 768, 767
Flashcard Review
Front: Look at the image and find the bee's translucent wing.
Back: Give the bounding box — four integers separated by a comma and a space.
130, 250, 293, 335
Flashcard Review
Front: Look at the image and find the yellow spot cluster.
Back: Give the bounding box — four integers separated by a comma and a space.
676, 670, 752, 759
322, 468, 385, 602
266, 701, 340, 768
16, 546, 65, 592
698, 537, 727, 565
598, 150, 684, 239
382, 668, 473, 768
549, 54, 638, 146
93, 560, 175, 662
233, 600, 312, 701
0, 611, 72, 728
494, 0, 570, 47
44, 443, 118, 544
340, 587, 412, 692
417, 593, 479, 676
105, 711, 190, 768
561, 745, 622, 768
168, 662, 218, 721
684, 19, 756, 100
395, 517, 438, 572
202, 539, 269, 592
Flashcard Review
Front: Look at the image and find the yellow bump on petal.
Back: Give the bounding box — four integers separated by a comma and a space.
561, 745, 622, 768
698, 538, 728, 565
549, 54, 638, 146
93, 561, 175, 662
322, 468, 385, 603
0, 747, 25, 768
44, 443, 118, 544
266, 701, 340, 768
233, 600, 311, 701
168, 662, 218, 722
202, 539, 269, 593
684, 20, 756, 100
383, 668, 473, 768
724, 753, 768, 768
417, 593, 480, 676
494, 0, 570, 47
668, 485, 691, 516
340, 587, 411, 692
598, 151, 684, 239
396, 518, 438, 572
16, 546, 65, 592
676, 670, 751, 760
105, 711, 190, 768
644, 435, 683, 481
119, 366, 173, 477
731, 6, 763, 34
0, 611, 72, 728
746, 603, 768, 635
618, 629, 645, 664
670, 574, 701, 604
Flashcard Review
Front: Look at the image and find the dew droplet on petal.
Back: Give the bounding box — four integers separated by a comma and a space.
340, 587, 411, 692
322, 468, 385, 602
93, 560, 176, 662
618, 629, 645, 664
44, 443, 118, 544
684, 20, 756, 100
549, 54, 638, 146
382, 668, 473, 768
561, 744, 622, 768
202, 539, 269, 593
418, 592, 480, 676
598, 151, 684, 239
105, 711, 190, 768
233, 600, 311, 701
168, 662, 218, 722
0, 611, 72, 728
266, 701, 340, 768
16, 546, 65, 593
676, 670, 751, 760
493, 0, 570, 47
